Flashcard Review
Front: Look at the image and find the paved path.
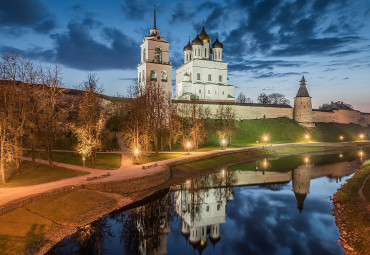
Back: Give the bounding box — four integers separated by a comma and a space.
0, 141, 369, 209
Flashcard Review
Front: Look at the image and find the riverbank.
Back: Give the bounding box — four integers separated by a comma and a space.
0, 142, 368, 255
332, 160, 370, 254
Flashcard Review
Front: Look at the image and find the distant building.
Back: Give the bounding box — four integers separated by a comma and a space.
293, 76, 315, 127
175, 24, 235, 101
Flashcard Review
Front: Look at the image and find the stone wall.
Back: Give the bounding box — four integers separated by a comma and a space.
173, 100, 293, 120
313, 109, 363, 125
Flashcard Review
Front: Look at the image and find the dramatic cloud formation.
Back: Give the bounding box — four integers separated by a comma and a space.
0, 0, 55, 33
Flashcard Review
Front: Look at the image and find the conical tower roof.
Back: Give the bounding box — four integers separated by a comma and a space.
294, 192, 307, 213
296, 76, 310, 97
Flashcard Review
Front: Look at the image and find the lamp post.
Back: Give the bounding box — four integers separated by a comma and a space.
263, 135, 269, 147
305, 134, 310, 143
360, 134, 365, 140
339, 136, 344, 142
187, 142, 190, 155
82, 155, 86, 171
222, 139, 226, 149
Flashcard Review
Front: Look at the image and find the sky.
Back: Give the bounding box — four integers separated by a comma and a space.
1, 0, 370, 111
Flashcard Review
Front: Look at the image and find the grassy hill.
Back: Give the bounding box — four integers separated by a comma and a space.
203, 117, 370, 148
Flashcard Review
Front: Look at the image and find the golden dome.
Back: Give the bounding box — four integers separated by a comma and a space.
198, 25, 211, 43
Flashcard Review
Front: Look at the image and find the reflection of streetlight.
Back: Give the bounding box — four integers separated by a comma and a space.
221, 169, 225, 178
339, 153, 343, 158
304, 155, 309, 164
262, 158, 268, 169
339, 136, 344, 142
359, 150, 364, 161
359, 134, 365, 140
187, 142, 190, 155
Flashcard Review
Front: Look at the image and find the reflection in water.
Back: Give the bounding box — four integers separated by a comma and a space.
49, 149, 368, 255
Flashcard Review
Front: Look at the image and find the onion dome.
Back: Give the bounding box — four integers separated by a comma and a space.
198, 24, 211, 43
191, 34, 203, 46
183, 38, 192, 51
211, 37, 223, 49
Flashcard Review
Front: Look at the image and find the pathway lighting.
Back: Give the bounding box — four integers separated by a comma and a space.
82, 155, 86, 171
135, 148, 139, 156
360, 134, 365, 140
339, 153, 343, 158
222, 139, 226, 149
187, 142, 191, 155
339, 136, 344, 142
305, 134, 310, 142
359, 150, 364, 161
262, 135, 269, 147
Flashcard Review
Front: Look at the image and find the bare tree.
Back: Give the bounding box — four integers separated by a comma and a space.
268, 93, 290, 105
257, 93, 271, 104
74, 73, 105, 167
215, 105, 237, 145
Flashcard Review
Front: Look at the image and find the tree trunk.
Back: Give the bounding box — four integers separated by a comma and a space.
31, 144, 36, 170
47, 144, 54, 167
0, 143, 6, 184
92, 148, 96, 168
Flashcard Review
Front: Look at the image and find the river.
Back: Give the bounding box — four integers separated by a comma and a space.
48, 148, 369, 255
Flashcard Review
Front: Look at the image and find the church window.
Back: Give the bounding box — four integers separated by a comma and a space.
186, 54, 188, 62
217, 204, 221, 211
155, 47, 162, 63
222, 91, 225, 95
218, 51, 220, 59
161, 71, 167, 82
199, 89, 201, 94
198, 49, 200, 56
139, 72, 141, 83
150, 70, 157, 81
219, 75, 222, 82
197, 73, 201, 80
208, 90, 210, 94
142, 71, 145, 82
143, 48, 146, 62
190, 54, 192, 60
215, 91, 217, 94
208, 74, 211, 81
205, 48, 207, 57
206, 205, 209, 212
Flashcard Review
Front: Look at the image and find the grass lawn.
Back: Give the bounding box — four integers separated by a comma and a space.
0, 208, 58, 255
0, 161, 87, 188
136, 153, 187, 164
170, 145, 337, 175
25, 190, 117, 224
25, 151, 122, 170
333, 163, 370, 254
0, 190, 117, 255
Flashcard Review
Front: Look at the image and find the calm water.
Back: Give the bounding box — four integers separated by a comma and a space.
49, 148, 369, 255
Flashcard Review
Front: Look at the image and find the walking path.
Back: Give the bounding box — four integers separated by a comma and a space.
0, 141, 369, 209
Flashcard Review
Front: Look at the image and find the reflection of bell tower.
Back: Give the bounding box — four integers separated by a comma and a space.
292, 164, 312, 212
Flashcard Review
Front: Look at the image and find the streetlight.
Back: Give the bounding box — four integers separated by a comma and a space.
222, 139, 227, 149
305, 134, 310, 143
262, 135, 269, 147
187, 142, 190, 155
360, 134, 365, 140
304, 155, 309, 164
339, 136, 344, 142
82, 155, 86, 171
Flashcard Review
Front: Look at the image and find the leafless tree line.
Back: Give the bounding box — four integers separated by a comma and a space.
0, 54, 105, 183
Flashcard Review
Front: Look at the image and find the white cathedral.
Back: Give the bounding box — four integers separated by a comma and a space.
138, 7, 235, 102
176, 25, 235, 101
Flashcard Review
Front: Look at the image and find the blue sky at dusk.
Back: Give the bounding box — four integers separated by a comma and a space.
1, 0, 369, 111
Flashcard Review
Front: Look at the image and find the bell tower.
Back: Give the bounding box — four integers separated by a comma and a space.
137, 5, 172, 96
293, 76, 315, 128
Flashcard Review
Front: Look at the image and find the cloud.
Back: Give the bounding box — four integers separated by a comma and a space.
51, 20, 139, 70
229, 60, 305, 72
121, 0, 152, 19
170, 3, 195, 23
0, 0, 55, 33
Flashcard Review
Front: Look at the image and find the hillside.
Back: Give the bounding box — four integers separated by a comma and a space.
204, 117, 370, 148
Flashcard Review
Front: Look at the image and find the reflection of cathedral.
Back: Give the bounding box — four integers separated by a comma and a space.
174, 171, 234, 252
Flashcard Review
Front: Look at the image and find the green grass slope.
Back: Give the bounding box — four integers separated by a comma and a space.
204, 117, 370, 148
